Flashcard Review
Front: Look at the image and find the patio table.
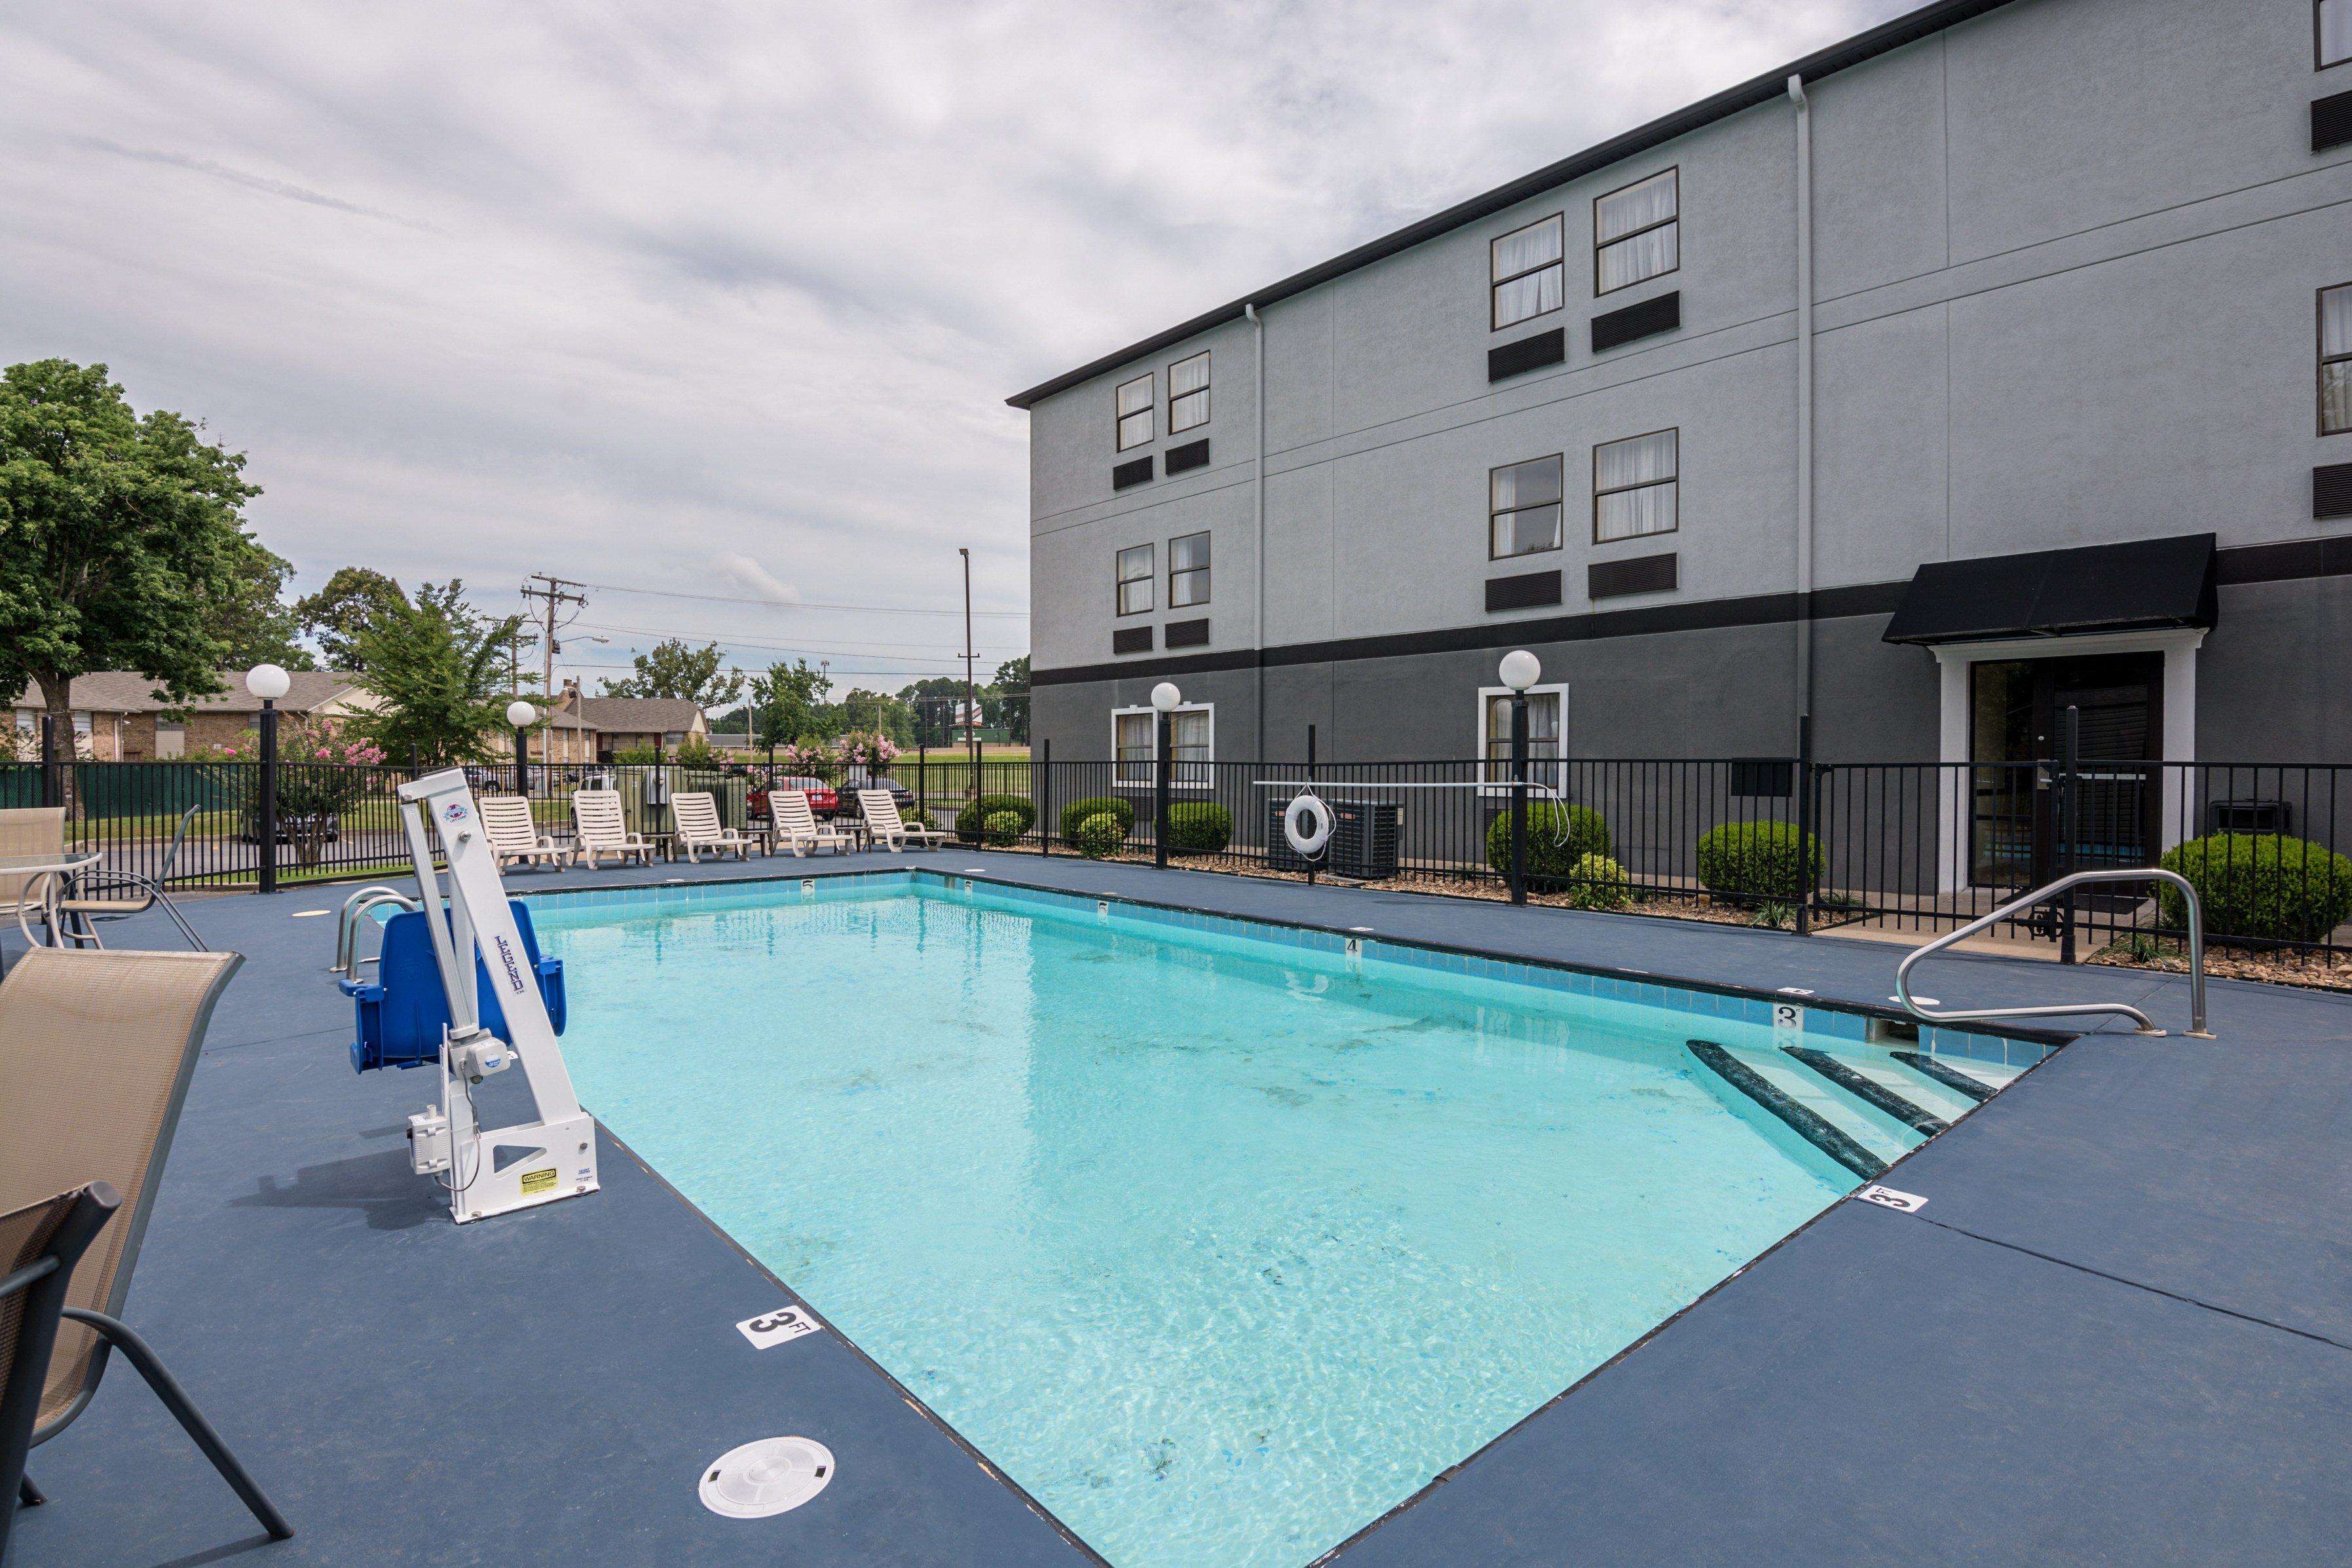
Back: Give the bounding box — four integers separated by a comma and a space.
2, 848, 106, 953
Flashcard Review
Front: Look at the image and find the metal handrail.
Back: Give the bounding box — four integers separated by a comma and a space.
1895, 867, 2211, 1038
331, 886, 421, 975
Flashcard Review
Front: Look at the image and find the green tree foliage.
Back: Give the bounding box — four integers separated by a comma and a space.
350, 580, 524, 767
206, 538, 312, 670
294, 567, 409, 672
842, 687, 914, 746
994, 654, 1030, 744
601, 637, 743, 709
0, 360, 260, 812
747, 658, 834, 748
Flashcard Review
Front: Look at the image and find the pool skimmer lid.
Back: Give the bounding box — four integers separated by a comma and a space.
700, 1436, 835, 1518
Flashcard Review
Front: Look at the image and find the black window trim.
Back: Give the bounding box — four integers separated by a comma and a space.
1488, 452, 1567, 561
1168, 529, 1212, 608
1168, 350, 1211, 435
2326, 283, 2352, 438
1489, 212, 1566, 333
2323, 0, 2351, 69
1593, 166, 1681, 298
1115, 371, 1155, 452
1592, 426, 1681, 546
1115, 542, 1154, 617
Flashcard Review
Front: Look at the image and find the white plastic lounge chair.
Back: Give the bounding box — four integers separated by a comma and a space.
672, 791, 757, 862
478, 796, 570, 872
770, 789, 851, 858
571, 789, 654, 869
858, 789, 950, 853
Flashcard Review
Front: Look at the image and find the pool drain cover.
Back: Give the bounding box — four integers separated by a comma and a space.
700, 1436, 836, 1519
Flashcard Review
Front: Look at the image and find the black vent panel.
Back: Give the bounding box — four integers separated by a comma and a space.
2318, 462, 2352, 520
1112, 455, 1153, 491
1588, 553, 1677, 600
1165, 439, 1210, 476
1111, 625, 1154, 655
1164, 618, 1209, 648
2315, 89, 2352, 153
1487, 327, 1567, 383
1592, 291, 1681, 354
1485, 569, 1563, 612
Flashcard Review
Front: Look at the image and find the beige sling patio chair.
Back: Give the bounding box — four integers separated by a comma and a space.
52, 804, 208, 951
478, 794, 572, 872
0, 948, 291, 1546
0, 807, 67, 938
770, 789, 852, 858
857, 789, 950, 852
671, 791, 758, 863
571, 789, 654, 868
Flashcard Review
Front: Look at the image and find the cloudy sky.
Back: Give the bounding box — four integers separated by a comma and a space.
1, 0, 1911, 698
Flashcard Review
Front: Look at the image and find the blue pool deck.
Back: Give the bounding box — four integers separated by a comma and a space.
7, 849, 2351, 1566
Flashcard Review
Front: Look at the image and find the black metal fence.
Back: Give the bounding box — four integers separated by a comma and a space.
9, 749, 2350, 959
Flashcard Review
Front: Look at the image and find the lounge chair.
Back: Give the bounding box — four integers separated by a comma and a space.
770, 789, 851, 858
0, 948, 291, 1548
0, 807, 67, 943
571, 789, 654, 868
672, 791, 758, 862
52, 804, 208, 950
858, 789, 950, 852
479, 795, 572, 872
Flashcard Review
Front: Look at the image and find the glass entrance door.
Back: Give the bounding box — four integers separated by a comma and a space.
1969, 653, 2161, 888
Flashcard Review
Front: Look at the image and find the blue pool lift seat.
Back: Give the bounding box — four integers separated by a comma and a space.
341, 899, 565, 1074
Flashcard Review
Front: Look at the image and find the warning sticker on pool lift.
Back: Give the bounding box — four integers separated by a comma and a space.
519, 1168, 557, 1195
737, 1306, 823, 1349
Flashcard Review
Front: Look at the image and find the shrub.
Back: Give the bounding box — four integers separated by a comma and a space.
981, 809, 1026, 848
1484, 802, 1611, 882
1060, 794, 1134, 842
1166, 802, 1234, 854
1072, 810, 1127, 859
958, 792, 1036, 842
1696, 820, 1822, 902
2158, 832, 2352, 943
1563, 852, 1631, 910
903, 803, 935, 830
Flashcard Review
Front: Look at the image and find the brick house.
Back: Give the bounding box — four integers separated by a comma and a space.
9, 671, 378, 760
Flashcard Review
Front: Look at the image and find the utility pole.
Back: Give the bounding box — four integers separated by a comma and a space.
960, 548, 978, 806
518, 574, 588, 700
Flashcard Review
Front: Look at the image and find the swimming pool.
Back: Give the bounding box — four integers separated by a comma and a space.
532, 872, 2045, 1567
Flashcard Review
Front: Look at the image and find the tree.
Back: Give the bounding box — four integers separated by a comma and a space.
994, 654, 1030, 745
295, 567, 407, 672
349, 580, 523, 766
841, 688, 914, 746
0, 360, 258, 813
601, 637, 743, 709
897, 675, 966, 746
206, 537, 312, 671
747, 658, 834, 748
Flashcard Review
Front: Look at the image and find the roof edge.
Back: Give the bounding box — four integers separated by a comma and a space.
1005, 0, 2014, 411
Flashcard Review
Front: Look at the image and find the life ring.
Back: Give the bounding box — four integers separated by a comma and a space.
1284, 793, 1334, 856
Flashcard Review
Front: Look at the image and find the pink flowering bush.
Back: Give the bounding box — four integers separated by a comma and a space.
210, 717, 388, 865
833, 731, 900, 774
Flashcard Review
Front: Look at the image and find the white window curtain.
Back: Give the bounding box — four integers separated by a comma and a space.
2324, 0, 2351, 67
1115, 711, 1153, 785
1169, 352, 1210, 433
2323, 284, 2352, 436
1117, 544, 1154, 615
1482, 692, 1562, 781
1489, 455, 1565, 558
1169, 531, 1210, 607
1594, 430, 1679, 543
1596, 170, 1678, 294
1171, 708, 1211, 786
1491, 215, 1564, 329
1117, 373, 1154, 451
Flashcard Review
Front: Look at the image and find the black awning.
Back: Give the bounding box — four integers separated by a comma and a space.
1881, 532, 2218, 646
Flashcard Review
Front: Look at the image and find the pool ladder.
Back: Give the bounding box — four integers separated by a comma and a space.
331, 886, 422, 977
1895, 868, 2211, 1038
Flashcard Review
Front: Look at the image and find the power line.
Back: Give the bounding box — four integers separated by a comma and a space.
519, 574, 588, 698
571, 618, 1024, 657
576, 580, 1026, 618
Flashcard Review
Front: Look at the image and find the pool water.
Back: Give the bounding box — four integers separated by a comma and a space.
534, 880, 1939, 1566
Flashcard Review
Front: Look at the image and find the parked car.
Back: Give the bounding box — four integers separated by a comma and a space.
241, 811, 341, 846
752, 776, 838, 820
848, 777, 918, 821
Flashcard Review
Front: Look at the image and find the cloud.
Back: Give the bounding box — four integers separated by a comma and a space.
717, 553, 800, 606
0, 0, 1907, 687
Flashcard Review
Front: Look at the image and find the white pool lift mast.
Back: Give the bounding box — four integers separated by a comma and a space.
396, 768, 599, 1223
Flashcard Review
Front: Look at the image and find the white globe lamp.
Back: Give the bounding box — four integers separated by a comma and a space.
506, 700, 539, 728
1498, 650, 1540, 692
1150, 682, 1182, 713
244, 663, 291, 702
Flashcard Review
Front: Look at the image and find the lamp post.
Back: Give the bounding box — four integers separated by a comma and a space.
247, 663, 291, 895
1151, 681, 1181, 870
507, 700, 538, 798
1499, 650, 1540, 906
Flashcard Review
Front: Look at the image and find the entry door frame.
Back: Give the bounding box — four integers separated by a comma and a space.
1929, 627, 2203, 894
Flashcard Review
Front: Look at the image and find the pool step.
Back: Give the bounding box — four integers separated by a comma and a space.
1685, 1039, 1889, 1182
1781, 1047, 1949, 1137
1890, 1050, 2002, 1104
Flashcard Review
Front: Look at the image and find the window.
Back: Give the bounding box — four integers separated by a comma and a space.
1116, 373, 1154, 450
2324, 0, 2351, 67
1478, 685, 1567, 792
1169, 352, 1210, 433
1112, 704, 1213, 788
156, 719, 185, 759
1489, 455, 1564, 559
1594, 429, 1679, 543
1491, 215, 1565, 331
2324, 284, 2352, 435
1169, 531, 1210, 607
1117, 543, 1154, 615
1595, 168, 1678, 295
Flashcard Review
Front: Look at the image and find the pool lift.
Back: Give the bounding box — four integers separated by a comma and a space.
354, 768, 599, 1223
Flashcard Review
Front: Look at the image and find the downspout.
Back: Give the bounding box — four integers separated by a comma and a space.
1788, 73, 1814, 742
1247, 301, 1267, 764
